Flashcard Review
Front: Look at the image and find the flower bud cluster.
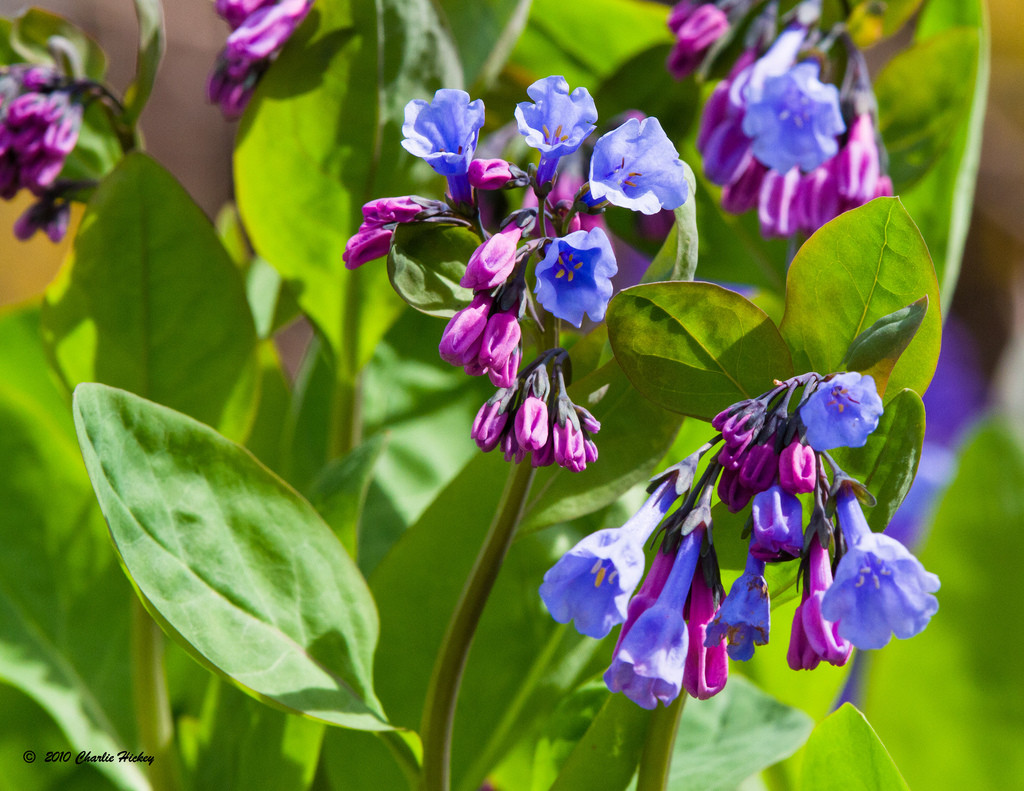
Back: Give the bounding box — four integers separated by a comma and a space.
0, 65, 90, 242
346, 75, 694, 470
471, 350, 600, 472
208, 0, 313, 119
540, 370, 940, 709
679, 1, 893, 238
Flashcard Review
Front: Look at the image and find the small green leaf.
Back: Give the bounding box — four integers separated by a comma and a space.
73, 383, 392, 731
668, 675, 814, 791
10, 8, 107, 79
876, 28, 979, 190
607, 281, 795, 420
839, 297, 929, 396
387, 223, 479, 317
548, 691, 651, 791
642, 164, 699, 284
123, 0, 165, 125
520, 359, 682, 533
779, 198, 940, 400
799, 705, 910, 791
42, 153, 259, 441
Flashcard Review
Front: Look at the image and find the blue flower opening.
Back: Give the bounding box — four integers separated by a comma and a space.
515, 75, 597, 182
401, 88, 485, 178
534, 228, 617, 327
800, 372, 883, 451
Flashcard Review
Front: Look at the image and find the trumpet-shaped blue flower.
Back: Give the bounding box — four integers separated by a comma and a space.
534, 227, 617, 327
742, 61, 845, 173
515, 75, 597, 184
539, 478, 678, 639
821, 488, 940, 649
750, 484, 803, 558
705, 553, 769, 661
604, 528, 702, 709
587, 117, 689, 214
401, 89, 485, 203
800, 372, 883, 451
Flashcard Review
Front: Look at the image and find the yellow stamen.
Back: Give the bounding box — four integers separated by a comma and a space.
594, 565, 607, 587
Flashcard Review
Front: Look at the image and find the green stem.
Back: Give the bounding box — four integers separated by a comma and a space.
380, 730, 423, 791
419, 461, 537, 791
635, 693, 687, 791
131, 598, 181, 791
329, 370, 362, 458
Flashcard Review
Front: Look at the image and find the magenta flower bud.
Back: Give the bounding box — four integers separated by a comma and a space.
836, 113, 880, 205
438, 293, 492, 366
461, 225, 522, 290
13, 195, 70, 243
717, 467, 753, 513
515, 396, 550, 452
794, 161, 840, 235
683, 568, 728, 699
532, 438, 555, 467
468, 158, 514, 190
477, 311, 521, 371
758, 166, 800, 238
788, 538, 852, 670
717, 441, 748, 472
362, 195, 423, 225
666, 3, 729, 80
488, 347, 520, 388
471, 399, 508, 452
721, 157, 768, 215
206, 65, 254, 119
342, 225, 393, 269
553, 420, 587, 472
873, 174, 894, 198
584, 437, 599, 464
738, 438, 779, 492
216, 0, 276, 28
501, 430, 526, 464
576, 406, 601, 434
225, 0, 312, 61
779, 441, 816, 494
750, 485, 803, 559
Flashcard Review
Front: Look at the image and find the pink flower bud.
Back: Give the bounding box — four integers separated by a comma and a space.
836, 113, 880, 205
553, 420, 587, 472
721, 158, 768, 215
362, 196, 423, 226
666, 3, 729, 80
683, 570, 728, 699
738, 439, 779, 493
758, 167, 800, 238
468, 158, 514, 190
342, 225, 393, 269
438, 294, 492, 366
532, 438, 555, 467
471, 400, 508, 452
717, 467, 753, 513
488, 347, 520, 388
477, 312, 521, 371
779, 441, 816, 494
461, 225, 522, 290
515, 396, 550, 451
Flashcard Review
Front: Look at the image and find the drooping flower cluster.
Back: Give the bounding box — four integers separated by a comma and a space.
670, 0, 892, 238
344, 76, 691, 471
208, 0, 313, 118
540, 370, 940, 708
0, 64, 92, 242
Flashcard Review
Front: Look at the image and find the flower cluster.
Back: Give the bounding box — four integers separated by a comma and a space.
0, 64, 91, 242
540, 371, 940, 708
208, 0, 313, 118
670, 1, 892, 238
344, 76, 691, 471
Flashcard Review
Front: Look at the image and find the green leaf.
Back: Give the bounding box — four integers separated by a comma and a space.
387, 223, 479, 317
0, 307, 143, 791
307, 434, 388, 559
899, 0, 989, 312
668, 675, 814, 790
863, 420, 1024, 789
507, 0, 672, 89
520, 359, 683, 533
181, 678, 324, 791
876, 28, 979, 190
9, 8, 107, 79
234, 0, 460, 361
832, 389, 925, 532
839, 297, 929, 395
799, 705, 909, 791
641, 165, 699, 284
439, 0, 533, 91
123, 0, 165, 125
779, 198, 941, 399
607, 281, 795, 420
529, 681, 610, 791
42, 153, 259, 441
548, 691, 651, 791
73, 383, 392, 732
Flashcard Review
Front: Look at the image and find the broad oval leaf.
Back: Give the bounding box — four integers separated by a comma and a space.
73, 383, 392, 732
831, 389, 925, 532
607, 281, 795, 420
779, 198, 940, 400
387, 223, 478, 317
42, 153, 258, 440
234, 0, 460, 359
798, 705, 910, 791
